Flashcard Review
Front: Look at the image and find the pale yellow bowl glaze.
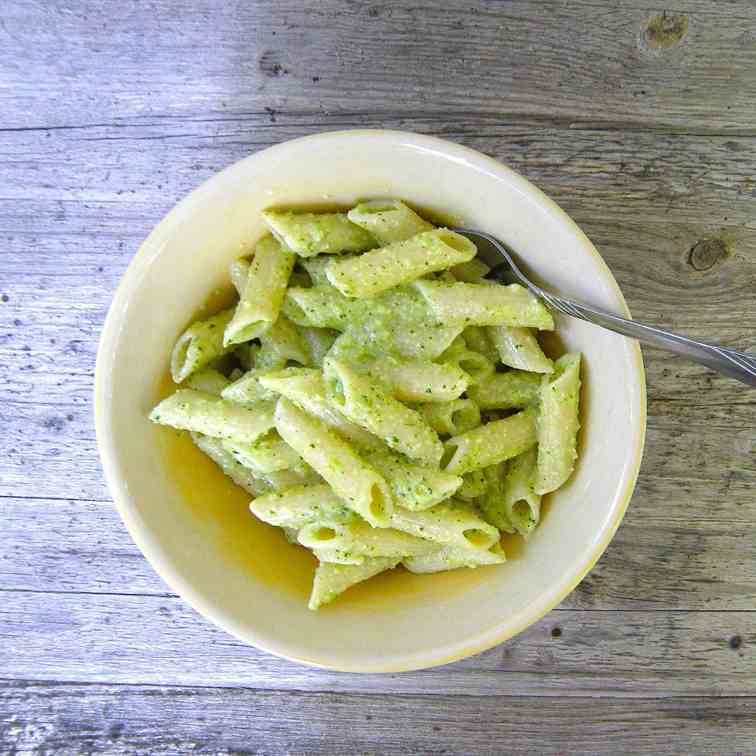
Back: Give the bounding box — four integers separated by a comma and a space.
95, 130, 646, 672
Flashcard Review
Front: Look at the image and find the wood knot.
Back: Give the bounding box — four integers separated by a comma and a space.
642, 13, 689, 49
729, 635, 743, 650
688, 239, 728, 272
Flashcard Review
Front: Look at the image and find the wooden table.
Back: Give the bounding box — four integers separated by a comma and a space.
2, 2, 755, 753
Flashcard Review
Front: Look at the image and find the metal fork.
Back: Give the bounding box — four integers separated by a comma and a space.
453, 228, 756, 387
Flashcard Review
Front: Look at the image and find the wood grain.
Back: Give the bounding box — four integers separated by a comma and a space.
1, 591, 754, 697
3, 682, 756, 755
3, 1, 756, 131
4, 119, 756, 225
3, 0, 756, 750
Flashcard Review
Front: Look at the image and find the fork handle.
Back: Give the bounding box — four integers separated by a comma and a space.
537, 290, 756, 387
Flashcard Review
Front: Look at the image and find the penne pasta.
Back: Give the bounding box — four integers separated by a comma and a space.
155, 197, 583, 609
170, 308, 234, 383
150, 390, 276, 445
274, 397, 393, 527
414, 280, 554, 330
444, 409, 538, 475
224, 235, 295, 346
488, 325, 554, 373
263, 209, 375, 257
324, 358, 443, 465
535, 353, 582, 494
347, 199, 434, 244
326, 228, 476, 298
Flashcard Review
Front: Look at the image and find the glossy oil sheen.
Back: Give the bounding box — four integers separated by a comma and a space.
158, 423, 495, 609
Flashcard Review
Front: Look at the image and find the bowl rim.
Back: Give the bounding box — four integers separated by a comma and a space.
95, 129, 646, 673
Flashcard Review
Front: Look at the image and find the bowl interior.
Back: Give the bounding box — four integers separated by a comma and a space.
96, 131, 645, 672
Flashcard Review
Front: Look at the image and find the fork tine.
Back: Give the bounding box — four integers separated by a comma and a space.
451, 227, 509, 270
486, 264, 519, 286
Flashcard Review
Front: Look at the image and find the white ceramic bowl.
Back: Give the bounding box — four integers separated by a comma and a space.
96, 130, 646, 672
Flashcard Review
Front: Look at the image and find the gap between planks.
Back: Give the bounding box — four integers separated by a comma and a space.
3, 685, 756, 755
3, 678, 756, 701
2, 591, 752, 697
7, 113, 756, 139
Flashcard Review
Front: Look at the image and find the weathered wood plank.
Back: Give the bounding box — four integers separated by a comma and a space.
3, 683, 756, 755
3, 118, 756, 226
3, 489, 755, 611
2, 0, 756, 748
0, 403, 105, 501
1, 592, 753, 696
0, 498, 163, 596
3, 1, 756, 131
